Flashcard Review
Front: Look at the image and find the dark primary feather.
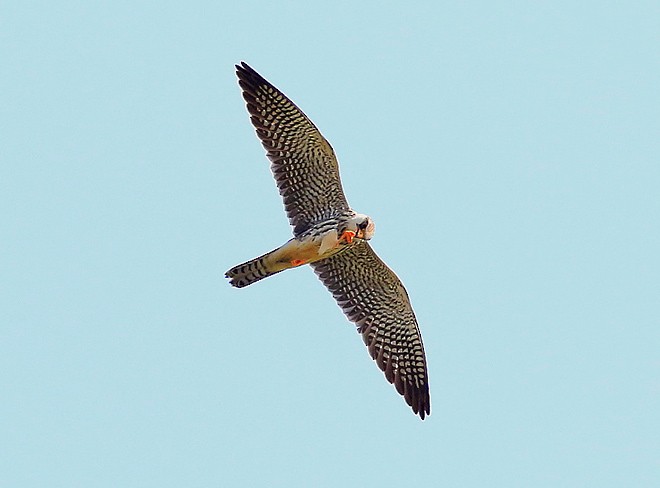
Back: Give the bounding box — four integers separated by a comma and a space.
235, 62, 351, 236
311, 241, 431, 419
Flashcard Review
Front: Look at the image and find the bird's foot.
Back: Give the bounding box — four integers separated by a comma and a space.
340, 230, 356, 244
291, 259, 307, 267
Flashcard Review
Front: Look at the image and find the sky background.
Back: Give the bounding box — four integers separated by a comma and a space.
2, 1, 659, 486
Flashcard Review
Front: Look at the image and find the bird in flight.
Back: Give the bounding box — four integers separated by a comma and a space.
226, 62, 430, 419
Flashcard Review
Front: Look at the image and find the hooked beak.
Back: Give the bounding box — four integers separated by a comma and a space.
356, 223, 374, 240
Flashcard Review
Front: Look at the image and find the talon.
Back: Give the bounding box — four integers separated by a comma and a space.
291, 259, 306, 266
341, 230, 356, 244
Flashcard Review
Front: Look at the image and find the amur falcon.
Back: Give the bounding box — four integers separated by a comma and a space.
226, 62, 430, 419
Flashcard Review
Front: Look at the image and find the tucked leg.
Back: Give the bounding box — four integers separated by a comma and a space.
340, 230, 356, 244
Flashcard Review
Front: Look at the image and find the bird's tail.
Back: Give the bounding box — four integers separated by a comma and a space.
225, 246, 294, 288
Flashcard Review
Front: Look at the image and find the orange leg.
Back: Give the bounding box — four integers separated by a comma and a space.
291, 259, 307, 267
340, 230, 356, 244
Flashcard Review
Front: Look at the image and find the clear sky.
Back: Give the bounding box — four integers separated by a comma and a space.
2, 1, 659, 486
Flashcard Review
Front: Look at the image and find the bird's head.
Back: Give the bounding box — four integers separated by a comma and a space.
352, 213, 375, 241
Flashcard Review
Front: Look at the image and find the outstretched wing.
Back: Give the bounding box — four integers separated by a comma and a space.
236, 62, 351, 236
310, 240, 431, 419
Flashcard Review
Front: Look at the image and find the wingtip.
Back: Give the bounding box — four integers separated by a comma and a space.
410, 384, 431, 420
235, 62, 270, 93
236, 61, 258, 78
419, 399, 431, 420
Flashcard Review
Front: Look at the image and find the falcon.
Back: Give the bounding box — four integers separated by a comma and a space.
226, 62, 430, 419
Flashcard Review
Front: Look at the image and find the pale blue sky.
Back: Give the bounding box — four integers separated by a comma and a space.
2, 1, 659, 486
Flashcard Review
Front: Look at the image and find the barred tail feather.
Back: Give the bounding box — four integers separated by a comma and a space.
225, 251, 284, 288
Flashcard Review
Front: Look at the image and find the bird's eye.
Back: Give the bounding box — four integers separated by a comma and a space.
358, 219, 369, 229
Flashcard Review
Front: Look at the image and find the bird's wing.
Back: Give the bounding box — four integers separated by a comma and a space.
236, 62, 351, 236
310, 240, 430, 419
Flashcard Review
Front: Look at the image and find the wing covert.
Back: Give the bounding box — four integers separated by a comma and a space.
236, 62, 351, 236
310, 241, 431, 419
